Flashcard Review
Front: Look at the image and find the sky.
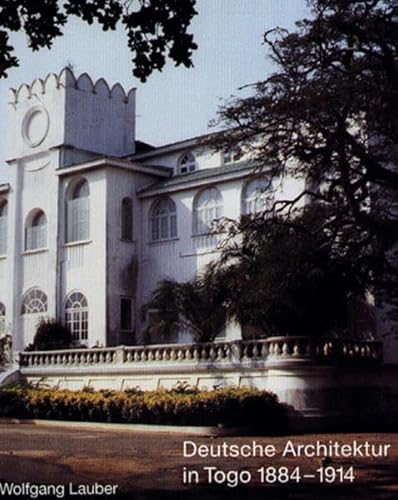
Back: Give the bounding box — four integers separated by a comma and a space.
0, 0, 309, 181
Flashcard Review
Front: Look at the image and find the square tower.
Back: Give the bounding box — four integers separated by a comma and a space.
2, 69, 136, 350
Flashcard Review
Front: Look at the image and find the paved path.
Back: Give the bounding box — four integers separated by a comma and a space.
0, 424, 397, 498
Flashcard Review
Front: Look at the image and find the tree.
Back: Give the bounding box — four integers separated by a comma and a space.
142, 272, 226, 343
210, 0, 397, 316
211, 205, 375, 338
30, 318, 72, 350
0, 0, 197, 81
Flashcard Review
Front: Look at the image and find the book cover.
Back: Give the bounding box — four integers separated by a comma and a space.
0, 1, 396, 498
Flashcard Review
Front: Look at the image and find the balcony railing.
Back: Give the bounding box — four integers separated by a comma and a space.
17, 337, 382, 369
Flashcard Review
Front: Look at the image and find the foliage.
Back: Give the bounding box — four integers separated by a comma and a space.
0, 385, 287, 431
142, 271, 226, 343
0, 0, 197, 81
211, 205, 375, 337
30, 318, 73, 351
210, 0, 398, 316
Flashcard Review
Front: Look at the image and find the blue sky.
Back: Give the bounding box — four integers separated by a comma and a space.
0, 0, 308, 181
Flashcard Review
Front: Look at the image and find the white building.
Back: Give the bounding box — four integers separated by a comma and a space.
0, 69, 396, 365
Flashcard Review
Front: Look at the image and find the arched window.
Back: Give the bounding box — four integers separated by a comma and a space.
65, 292, 88, 343
121, 197, 133, 241
25, 209, 47, 250
150, 197, 177, 241
21, 288, 48, 314
0, 200, 7, 255
0, 302, 5, 332
242, 178, 273, 215
193, 187, 223, 235
178, 152, 196, 174
66, 179, 90, 243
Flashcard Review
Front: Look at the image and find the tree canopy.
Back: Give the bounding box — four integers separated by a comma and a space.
211, 0, 397, 316
142, 273, 226, 343
144, 205, 376, 340
0, 0, 197, 81
211, 206, 376, 338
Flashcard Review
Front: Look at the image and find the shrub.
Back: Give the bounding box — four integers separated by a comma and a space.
0, 385, 287, 433
31, 318, 72, 351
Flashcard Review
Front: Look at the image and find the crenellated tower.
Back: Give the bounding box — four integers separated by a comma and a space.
7, 68, 136, 165
2, 69, 137, 350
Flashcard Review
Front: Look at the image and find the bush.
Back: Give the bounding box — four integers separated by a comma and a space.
0, 385, 287, 433
30, 318, 72, 351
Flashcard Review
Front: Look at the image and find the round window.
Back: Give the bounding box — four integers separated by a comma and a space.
21, 106, 50, 148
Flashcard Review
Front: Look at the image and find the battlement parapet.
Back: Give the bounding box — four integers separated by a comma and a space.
9, 68, 135, 104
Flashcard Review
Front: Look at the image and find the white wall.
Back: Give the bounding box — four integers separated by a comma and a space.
105, 167, 160, 345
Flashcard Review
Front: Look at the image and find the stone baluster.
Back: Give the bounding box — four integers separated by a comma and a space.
234, 342, 242, 362
209, 346, 216, 361
252, 342, 259, 359
242, 344, 250, 361
269, 341, 277, 357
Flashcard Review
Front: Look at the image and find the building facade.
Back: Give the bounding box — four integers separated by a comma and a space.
0, 69, 396, 364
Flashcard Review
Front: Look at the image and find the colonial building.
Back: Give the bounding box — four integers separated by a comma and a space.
0, 69, 396, 365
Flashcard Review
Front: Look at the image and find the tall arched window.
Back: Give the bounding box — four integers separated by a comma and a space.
242, 178, 273, 215
150, 197, 177, 241
121, 197, 133, 241
66, 179, 90, 243
178, 152, 196, 174
0, 302, 5, 332
65, 292, 88, 343
0, 200, 8, 255
25, 209, 47, 250
193, 187, 223, 235
21, 288, 48, 314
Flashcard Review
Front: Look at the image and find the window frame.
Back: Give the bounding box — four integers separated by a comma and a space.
64, 292, 88, 344
150, 197, 177, 242
66, 179, 90, 244
177, 152, 196, 175
193, 187, 223, 235
241, 177, 273, 216
223, 146, 243, 165
21, 287, 48, 315
25, 209, 47, 251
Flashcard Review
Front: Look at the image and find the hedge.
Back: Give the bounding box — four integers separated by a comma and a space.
0, 385, 287, 432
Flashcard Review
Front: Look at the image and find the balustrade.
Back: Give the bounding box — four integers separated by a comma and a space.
18, 337, 382, 370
